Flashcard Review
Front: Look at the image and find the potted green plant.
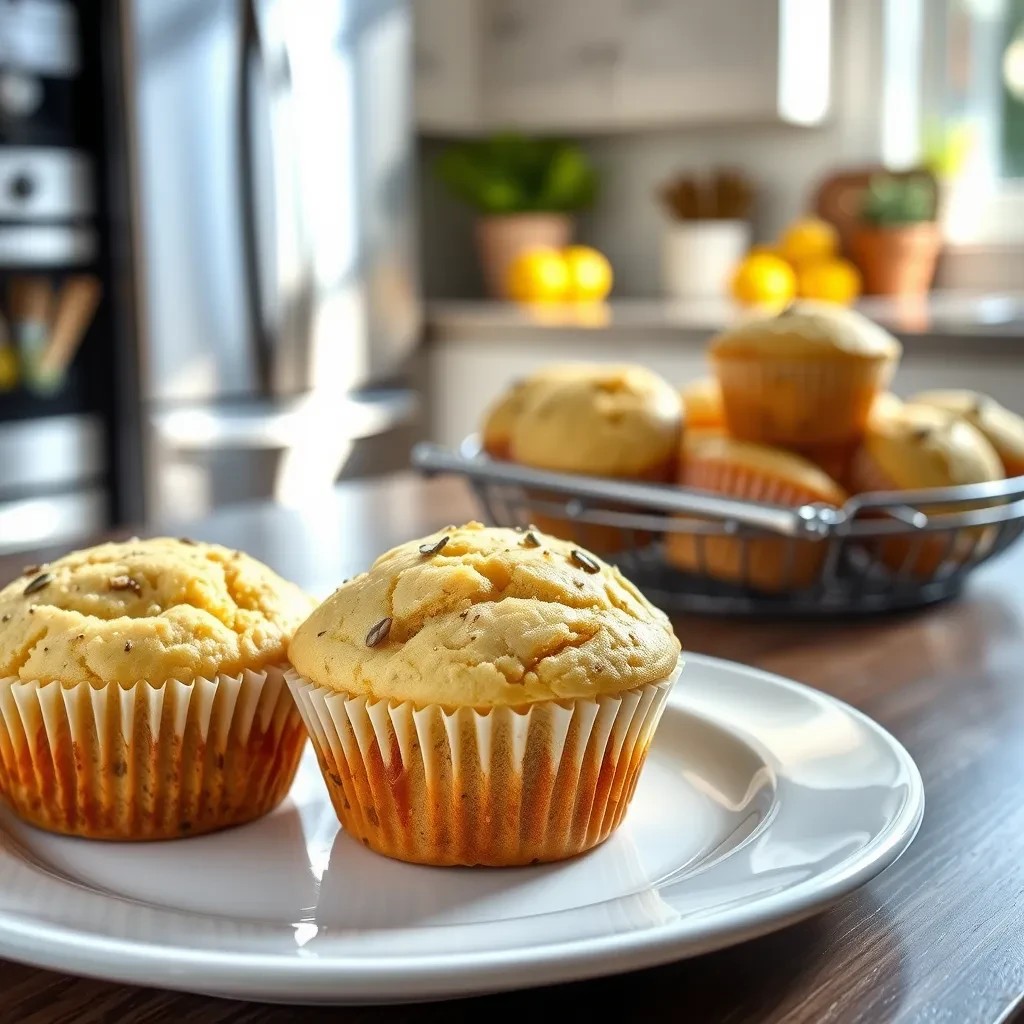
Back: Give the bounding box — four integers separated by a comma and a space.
851, 173, 941, 296
435, 133, 598, 298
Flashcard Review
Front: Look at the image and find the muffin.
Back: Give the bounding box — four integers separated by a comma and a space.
680, 376, 725, 431
510, 364, 683, 550
480, 364, 588, 459
511, 364, 682, 479
709, 301, 902, 446
870, 391, 905, 425
910, 390, 1024, 478
287, 522, 682, 867
666, 432, 847, 592
848, 404, 1004, 576
794, 393, 906, 484
0, 539, 312, 839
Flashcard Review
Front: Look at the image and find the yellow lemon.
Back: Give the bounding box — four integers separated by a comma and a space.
778, 217, 839, 267
0, 347, 17, 392
797, 258, 862, 305
504, 247, 570, 303
730, 252, 797, 308
562, 245, 613, 302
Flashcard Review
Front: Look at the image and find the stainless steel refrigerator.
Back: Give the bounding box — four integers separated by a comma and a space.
126, 0, 420, 518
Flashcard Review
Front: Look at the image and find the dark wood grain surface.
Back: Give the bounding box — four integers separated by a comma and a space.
2, 473, 1023, 1024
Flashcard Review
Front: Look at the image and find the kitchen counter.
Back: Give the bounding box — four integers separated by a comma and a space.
2, 470, 1024, 1023
428, 292, 1024, 343
425, 293, 1024, 452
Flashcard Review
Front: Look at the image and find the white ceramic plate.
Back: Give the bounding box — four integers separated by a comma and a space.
0, 654, 923, 1005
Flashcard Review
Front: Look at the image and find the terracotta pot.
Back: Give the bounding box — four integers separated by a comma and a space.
851, 222, 942, 296
475, 213, 573, 298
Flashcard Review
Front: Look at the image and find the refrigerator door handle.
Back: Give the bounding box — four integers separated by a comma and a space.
237, 0, 274, 396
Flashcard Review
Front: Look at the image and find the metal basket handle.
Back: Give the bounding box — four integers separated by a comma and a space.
412, 442, 839, 538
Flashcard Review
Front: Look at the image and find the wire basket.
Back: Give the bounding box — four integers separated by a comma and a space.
412, 439, 1024, 616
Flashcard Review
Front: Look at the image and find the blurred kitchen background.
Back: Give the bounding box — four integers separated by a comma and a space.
2, 0, 1023, 552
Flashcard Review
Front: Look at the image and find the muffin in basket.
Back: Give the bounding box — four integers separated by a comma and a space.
0, 539, 312, 840
665, 431, 847, 593
287, 522, 682, 867
509, 363, 683, 550
680, 376, 725, 431
480, 364, 588, 460
848, 403, 1004, 576
709, 301, 902, 447
910, 389, 1024, 478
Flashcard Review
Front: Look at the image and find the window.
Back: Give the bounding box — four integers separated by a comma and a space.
920, 0, 1024, 245
1003, 0, 1024, 176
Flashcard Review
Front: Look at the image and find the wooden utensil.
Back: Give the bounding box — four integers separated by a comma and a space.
659, 168, 753, 221
33, 275, 102, 392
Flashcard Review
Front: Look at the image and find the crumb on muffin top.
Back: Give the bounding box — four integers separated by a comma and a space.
289, 522, 681, 707
0, 538, 313, 687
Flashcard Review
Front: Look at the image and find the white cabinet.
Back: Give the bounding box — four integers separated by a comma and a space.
413, 0, 483, 132
413, 0, 832, 134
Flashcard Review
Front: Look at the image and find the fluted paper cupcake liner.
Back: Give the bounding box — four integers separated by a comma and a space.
286, 665, 681, 867
0, 665, 306, 840
713, 355, 896, 446
666, 459, 832, 592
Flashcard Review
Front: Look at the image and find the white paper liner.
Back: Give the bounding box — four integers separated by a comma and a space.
713, 355, 896, 445
0, 665, 305, 840
286, 662, 682, 867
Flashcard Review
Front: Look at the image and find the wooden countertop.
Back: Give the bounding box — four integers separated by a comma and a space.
2, 473, 1023, 1023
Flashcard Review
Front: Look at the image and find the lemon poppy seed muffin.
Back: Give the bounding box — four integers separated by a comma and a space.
849, 404, 1003, 576
287, 522, 682, 867
910, 389, 1024, 478
710, 301, 902, 445
510, 364, 682, 480
680, 376, 725, 431
0, 538, 313, 840
507, 364, 682, 551
480, 363, 591, 460
666, 432, 847, 592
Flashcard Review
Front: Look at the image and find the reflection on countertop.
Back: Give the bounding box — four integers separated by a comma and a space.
427, 292, 1024, 341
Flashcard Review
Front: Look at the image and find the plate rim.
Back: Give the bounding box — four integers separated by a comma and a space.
0, 653, 925, 1002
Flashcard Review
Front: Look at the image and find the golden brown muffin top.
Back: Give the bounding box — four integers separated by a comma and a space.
480, 364, 590, 457
683, 431, 848, 504
289, 522, 681, 708
860, 404, 1004, 490
709, 301, 902, 362
910, 390, 1024, 477
0, 538, 313, 687
510, 364, 682, 477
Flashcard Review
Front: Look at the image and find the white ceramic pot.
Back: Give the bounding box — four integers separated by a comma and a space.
661, 219, 751, 299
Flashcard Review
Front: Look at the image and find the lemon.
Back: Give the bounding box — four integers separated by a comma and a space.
0, 346, 18, 392
730, 252, 797, 308
797, 258, 862, 305
562, 245, 613, 302
778, 217, 839, 267
504, 247, 570, 303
